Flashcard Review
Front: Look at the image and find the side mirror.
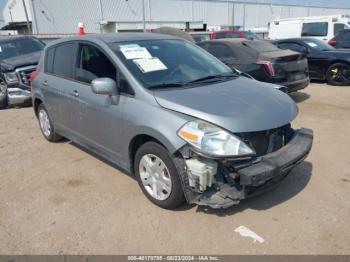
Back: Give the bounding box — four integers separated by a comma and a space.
91, 77, 119, 105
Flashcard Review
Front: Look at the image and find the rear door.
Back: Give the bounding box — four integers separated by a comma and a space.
40, 42, 78, 134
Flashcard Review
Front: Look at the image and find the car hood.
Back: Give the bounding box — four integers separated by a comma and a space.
153, 77, 298, 133
0, 51, 41, 72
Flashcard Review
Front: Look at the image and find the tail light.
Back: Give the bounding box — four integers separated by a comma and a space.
328, 40, 337, 47
29, 70, 38, 83
257, 61, 275, 76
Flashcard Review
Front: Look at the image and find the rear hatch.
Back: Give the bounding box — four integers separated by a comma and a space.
260, 50, 309, 83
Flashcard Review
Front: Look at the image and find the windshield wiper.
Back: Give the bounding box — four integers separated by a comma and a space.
188, 73, 236, 84
147, 82, 185, 90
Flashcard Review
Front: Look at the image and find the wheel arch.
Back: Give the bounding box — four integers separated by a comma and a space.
128, 131, 185, 175
33, 97, 43, 117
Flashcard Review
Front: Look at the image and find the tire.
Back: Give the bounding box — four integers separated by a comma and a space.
326, 62, 350, 86
37, 103, 62, 142
0, 80, 8, 109
134, 141, 185, 209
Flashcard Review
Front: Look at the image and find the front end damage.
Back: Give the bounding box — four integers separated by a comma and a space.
177, 126, 313, 209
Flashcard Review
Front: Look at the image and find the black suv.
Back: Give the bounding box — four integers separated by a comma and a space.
0, 36, 45, 108
329, 29, 350, 49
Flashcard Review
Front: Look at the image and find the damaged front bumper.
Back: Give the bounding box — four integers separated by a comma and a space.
182, 128, 313, 209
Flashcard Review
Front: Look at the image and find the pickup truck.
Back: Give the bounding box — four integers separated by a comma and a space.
0, 36, 44, 108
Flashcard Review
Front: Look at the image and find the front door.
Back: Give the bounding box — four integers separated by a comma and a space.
70, 43, 126, 162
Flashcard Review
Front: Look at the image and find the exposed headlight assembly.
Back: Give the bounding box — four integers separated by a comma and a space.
4, 72, 19, 84
177, 120, 255, 157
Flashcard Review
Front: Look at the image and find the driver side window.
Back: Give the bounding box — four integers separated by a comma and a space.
75, 44, 116, 84
75, 43, 134, 95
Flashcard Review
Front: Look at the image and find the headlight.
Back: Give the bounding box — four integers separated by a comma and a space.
4, 72, 19, 84
177, 120, 255, 157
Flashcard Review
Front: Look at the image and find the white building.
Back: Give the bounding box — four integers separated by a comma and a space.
2, 0, 350, 34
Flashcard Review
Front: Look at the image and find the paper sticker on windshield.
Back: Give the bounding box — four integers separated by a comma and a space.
306, 42, 317, 48
0, 46, 2, 52
120, 44, 152, 60
133, 57, 167, 73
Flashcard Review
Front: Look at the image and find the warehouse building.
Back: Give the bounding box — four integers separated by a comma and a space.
2, 0, 350, 35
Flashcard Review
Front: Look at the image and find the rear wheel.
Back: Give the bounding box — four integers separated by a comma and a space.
326, 62, 350, 86
37, 103, 62, 142
134, 142, 185, 209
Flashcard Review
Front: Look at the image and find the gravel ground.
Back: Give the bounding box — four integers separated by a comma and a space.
0, 83, 349, 254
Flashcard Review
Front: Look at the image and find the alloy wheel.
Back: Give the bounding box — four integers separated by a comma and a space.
38, 109, 51, 137
139, 154, 172, 201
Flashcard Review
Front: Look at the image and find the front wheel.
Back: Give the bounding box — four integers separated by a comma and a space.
326, 63, 350, 86
0, 79, 8, 109
134, 142, 185, 209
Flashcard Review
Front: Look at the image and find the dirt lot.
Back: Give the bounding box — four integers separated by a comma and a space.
0, 83, 350, 255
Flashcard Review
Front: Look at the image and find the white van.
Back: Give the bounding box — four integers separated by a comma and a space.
269, 15, 350, 41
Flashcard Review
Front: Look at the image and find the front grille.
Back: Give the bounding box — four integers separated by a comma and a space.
16, 65, 37, 87
237, 124, 294, 156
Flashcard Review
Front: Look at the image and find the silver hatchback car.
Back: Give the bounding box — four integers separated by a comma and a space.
32, 33, 313, 209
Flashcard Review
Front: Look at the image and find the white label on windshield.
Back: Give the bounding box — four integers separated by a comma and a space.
133, 57, 167, 73
306, 42, 317, 48
120, 44, 152, 60
0, 46, 2, 52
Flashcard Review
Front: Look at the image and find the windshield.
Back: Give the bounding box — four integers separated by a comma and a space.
109, 39, 232, 88
303, 38, 334, 51
0, 38, 45, 61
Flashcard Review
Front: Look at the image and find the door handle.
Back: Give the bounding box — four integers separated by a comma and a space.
42, 80, 48, 86
70, 90, 79, 97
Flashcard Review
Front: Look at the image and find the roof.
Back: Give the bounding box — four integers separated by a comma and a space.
0, 35, 33, 43
47, 32, 182, 47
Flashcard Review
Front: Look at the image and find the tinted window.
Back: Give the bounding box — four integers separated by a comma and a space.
243, 31, 261, 40
207, 43, 233, 58
0, 38, 44, 61
302, 22, 328, 37
215, 32, 241, 39
192, 34, 210, 43
277, 42, 307, 53
52, 43, 76, 78
45, 48, 55, 73
302, 38, 334, 51
242, 40, 279, 52
75, 44, 116, 84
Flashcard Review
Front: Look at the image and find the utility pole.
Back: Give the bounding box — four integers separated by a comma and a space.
22, 0, 31, 34
142, 0, 146, 32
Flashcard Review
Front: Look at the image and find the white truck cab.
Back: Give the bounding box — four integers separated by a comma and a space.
268, 14, 350, 41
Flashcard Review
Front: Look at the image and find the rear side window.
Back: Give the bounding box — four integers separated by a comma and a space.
45, 48, 55, 73
52, 43, 76, 78
302, 22, 328, 37
215, 32, 241, 39
277, 42, 307, 53
242, 41, 279, 52
206, 43, 233, 58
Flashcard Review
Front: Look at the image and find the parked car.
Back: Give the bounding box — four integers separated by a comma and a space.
198, 39, 309, 92
0, 36, 44, 108
269, 14, 350, 41
274, 37, 350, 86
32, 33, 313, 209
189, 31, 211, 43
328, 29, 350, 48
210, 30, 261, 40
